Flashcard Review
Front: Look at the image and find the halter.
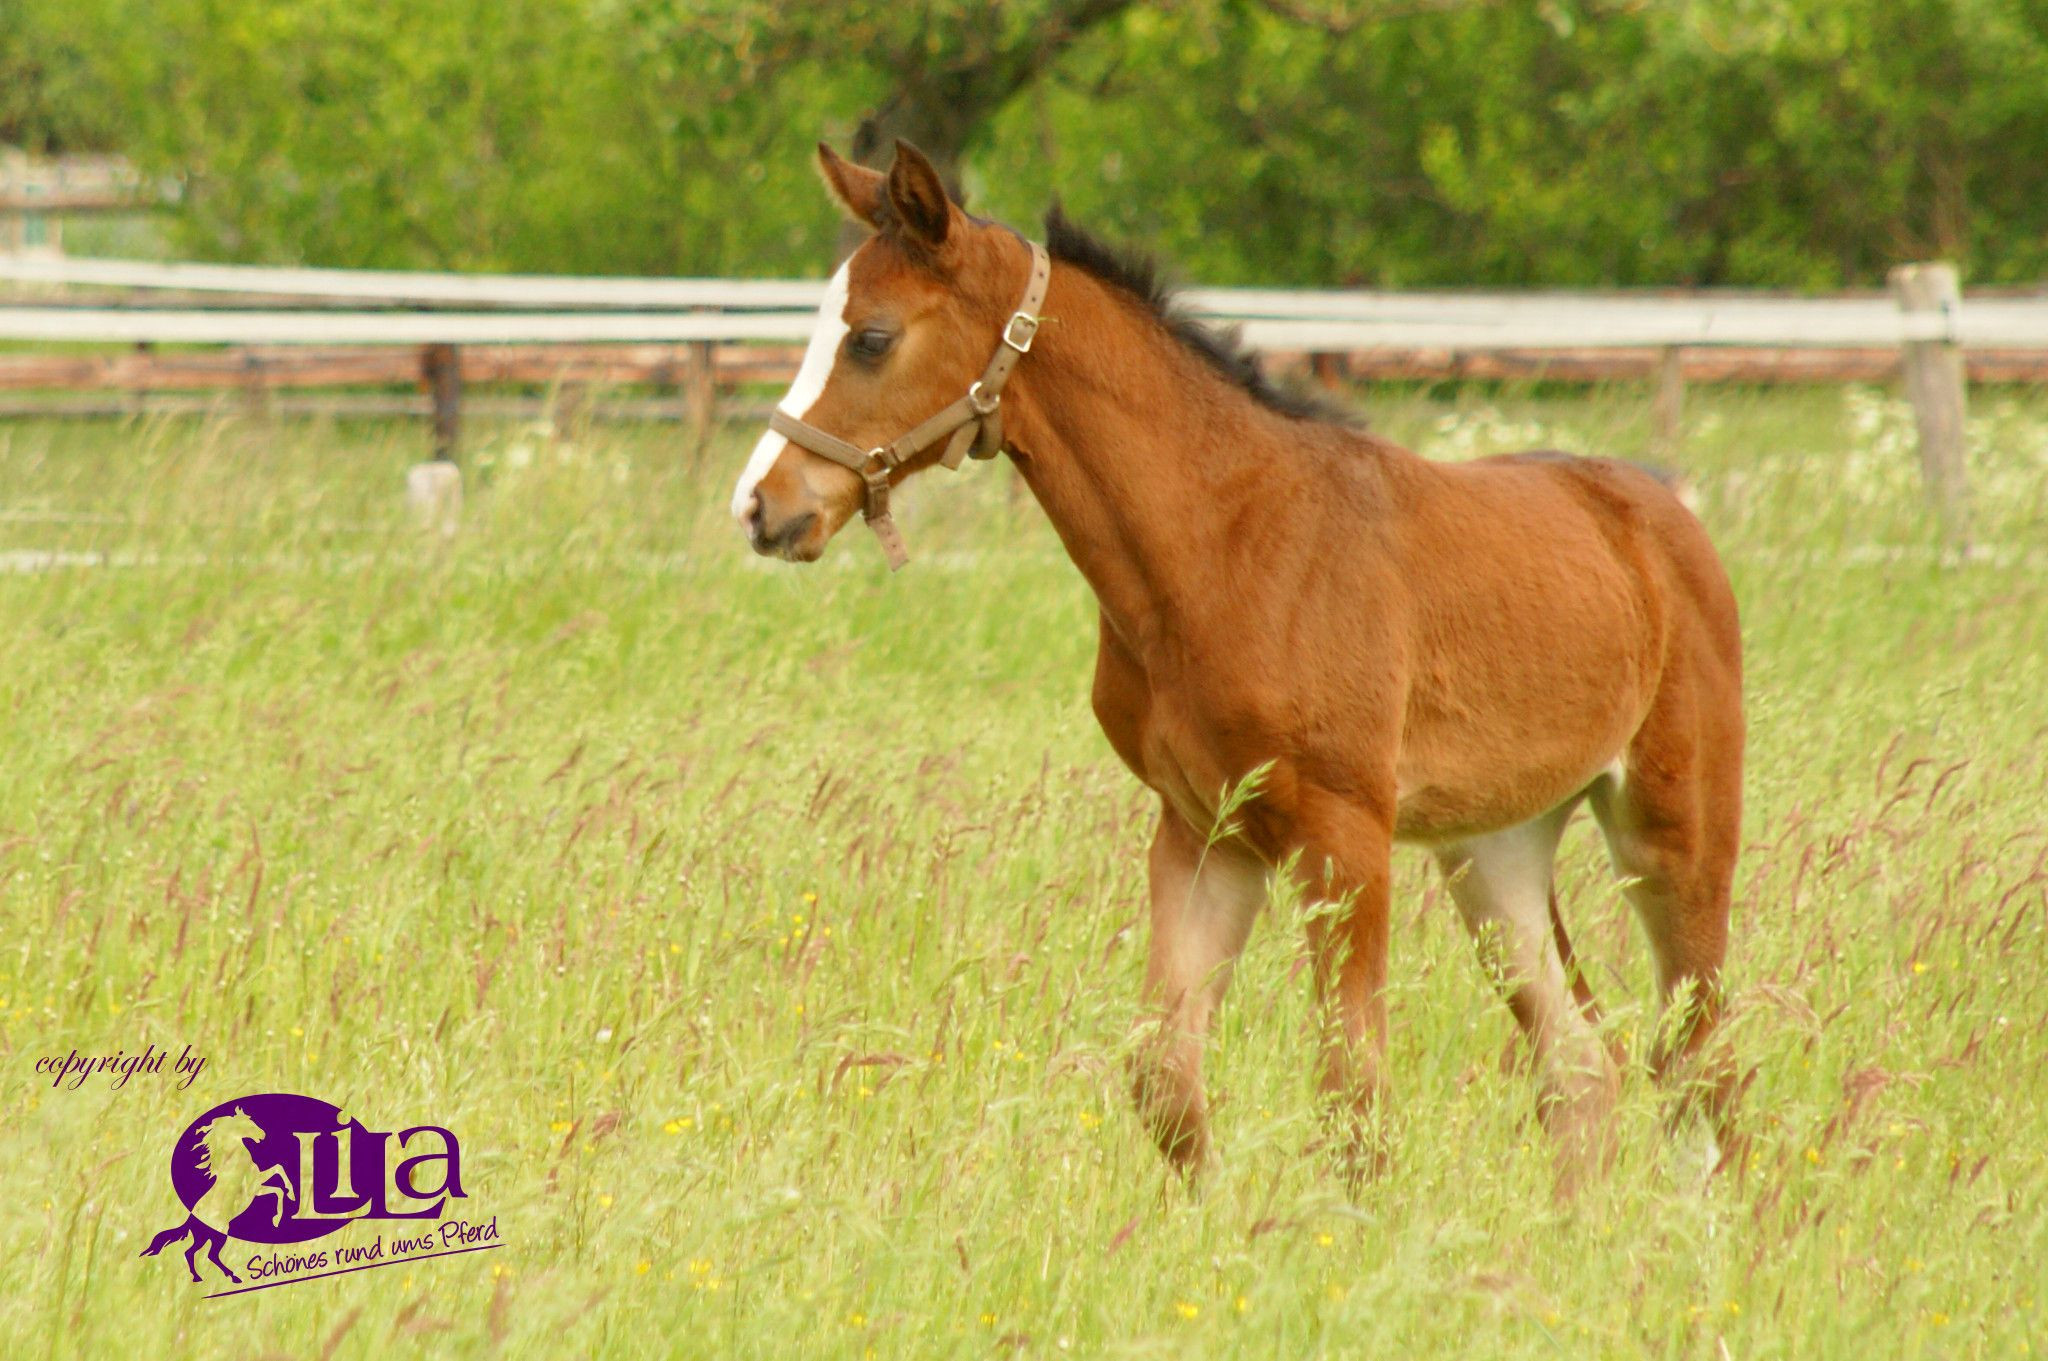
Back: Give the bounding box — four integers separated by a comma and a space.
767, 240, 1052, 570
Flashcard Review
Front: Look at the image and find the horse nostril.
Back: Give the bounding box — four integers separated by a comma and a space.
779, 511, 817, 549
747, 503, 817, 558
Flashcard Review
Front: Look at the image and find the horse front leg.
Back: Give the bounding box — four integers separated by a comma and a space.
1129, 803, 1266, 1173
1290, 792, 1397, 1187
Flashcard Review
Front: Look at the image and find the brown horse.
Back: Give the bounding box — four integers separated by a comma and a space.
733, 141, 1744, 1192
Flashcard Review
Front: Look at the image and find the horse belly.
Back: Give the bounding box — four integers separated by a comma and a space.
1391, 586, 1651, 840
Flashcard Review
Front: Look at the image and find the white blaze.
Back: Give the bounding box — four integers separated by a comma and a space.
731, 260, 853, 525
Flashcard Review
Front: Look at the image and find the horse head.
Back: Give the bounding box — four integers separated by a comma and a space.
195, 1106, 268, 1175
731, 140, 1043, 564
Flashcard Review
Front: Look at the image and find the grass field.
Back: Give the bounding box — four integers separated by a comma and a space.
2, 382, 2045, 1358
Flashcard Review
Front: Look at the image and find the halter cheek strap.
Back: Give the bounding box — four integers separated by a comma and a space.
766, 240, 1052, 571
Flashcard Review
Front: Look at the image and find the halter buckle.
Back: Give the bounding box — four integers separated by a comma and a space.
967, 381, 1000, 416
1002, 311, 1040, 354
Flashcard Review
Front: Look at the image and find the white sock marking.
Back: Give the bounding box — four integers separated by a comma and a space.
731, 260, 852, 524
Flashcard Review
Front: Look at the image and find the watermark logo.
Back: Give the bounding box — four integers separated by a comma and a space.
140, 1092, 497, 1297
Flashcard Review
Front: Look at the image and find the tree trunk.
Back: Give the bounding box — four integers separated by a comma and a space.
838, 92, 982, 258
833, 0, 1137, 259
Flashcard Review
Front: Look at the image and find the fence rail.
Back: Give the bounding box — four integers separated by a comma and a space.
5, 253, 2048, 346
1, 252, 2039, 530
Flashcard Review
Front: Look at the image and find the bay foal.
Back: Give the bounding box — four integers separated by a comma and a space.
733, 142, 1744, 1190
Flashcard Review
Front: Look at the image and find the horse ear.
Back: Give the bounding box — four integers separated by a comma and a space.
885, 139, 954, 252
816, 143, 883, 228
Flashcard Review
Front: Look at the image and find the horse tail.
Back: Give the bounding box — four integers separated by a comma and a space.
140, 1215, 198, 1257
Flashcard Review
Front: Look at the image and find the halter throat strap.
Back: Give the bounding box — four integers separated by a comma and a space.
767, 240, 1052, 571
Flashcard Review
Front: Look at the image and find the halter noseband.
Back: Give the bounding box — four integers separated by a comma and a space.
766, 240, 1052, 571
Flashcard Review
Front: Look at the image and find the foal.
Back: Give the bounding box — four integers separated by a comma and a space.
734, 142, 1744, 1190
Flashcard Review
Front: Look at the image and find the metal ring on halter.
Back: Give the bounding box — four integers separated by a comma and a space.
967, 381, 1000, 416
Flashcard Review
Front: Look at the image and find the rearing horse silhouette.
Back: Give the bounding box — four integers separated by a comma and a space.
140, 1106, 294, 1283
735, 141, 1743, 1195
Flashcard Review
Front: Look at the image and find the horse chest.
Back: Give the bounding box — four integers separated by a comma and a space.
1090, 628, 1246, 830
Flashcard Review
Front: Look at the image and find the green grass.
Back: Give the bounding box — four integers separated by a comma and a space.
1, 383, 2045, 1358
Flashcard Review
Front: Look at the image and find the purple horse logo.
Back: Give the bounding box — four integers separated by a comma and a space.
140, 1105, 293, 1283
140, 1092, 467, 1287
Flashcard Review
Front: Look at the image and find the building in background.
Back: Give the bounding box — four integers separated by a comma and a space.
0, 149, 167, 257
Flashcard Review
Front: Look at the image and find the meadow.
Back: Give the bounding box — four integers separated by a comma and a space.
1, 381, 2044, 1358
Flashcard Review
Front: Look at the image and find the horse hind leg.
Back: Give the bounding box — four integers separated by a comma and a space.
1589, 679, 1743, 1155
203, 1227, 243, 1284
1436, 801, 1619, 1198
182, 1235, 207, 1283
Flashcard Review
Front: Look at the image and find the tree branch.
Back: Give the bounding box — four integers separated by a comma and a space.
1250, 0, 1503, 36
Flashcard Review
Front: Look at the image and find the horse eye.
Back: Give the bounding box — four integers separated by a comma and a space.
847, 328, 895, 360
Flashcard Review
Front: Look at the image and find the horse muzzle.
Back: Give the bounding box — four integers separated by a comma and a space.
745, 500, 824, 562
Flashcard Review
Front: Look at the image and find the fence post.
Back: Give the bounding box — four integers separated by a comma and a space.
553, 377, 589, 436
1888, 262, 1969, 538
1651, 345, 1685, 456
683, 340, 717, 458
239, 348, 272, 421
408, 343, 463, 536
422, 342, 463, 462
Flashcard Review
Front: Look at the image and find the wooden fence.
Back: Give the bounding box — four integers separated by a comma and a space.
3, 252, 2045, 525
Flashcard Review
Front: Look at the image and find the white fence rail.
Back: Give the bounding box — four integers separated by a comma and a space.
5, 253, 2048, 350
0, 307, 814, 345
0, 252, 2037, 530
4, 303, 2047, 350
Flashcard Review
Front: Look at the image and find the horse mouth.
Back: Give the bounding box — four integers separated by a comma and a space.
747, 509, 824, 563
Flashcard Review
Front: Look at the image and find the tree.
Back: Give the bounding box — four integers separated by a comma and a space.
0, 4, 121, 153
629, 0, 1139, 194
21, 0, 2048, 287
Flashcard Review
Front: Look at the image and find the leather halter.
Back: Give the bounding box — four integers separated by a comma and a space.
766, 240, 1052, 570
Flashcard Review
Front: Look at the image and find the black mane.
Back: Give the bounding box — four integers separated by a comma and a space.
1042, 204, 1356, 426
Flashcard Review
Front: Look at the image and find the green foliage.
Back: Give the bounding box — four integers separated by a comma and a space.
5, 0, 2047, 283
0, 0, 121, 151
979, 0, 2048, 288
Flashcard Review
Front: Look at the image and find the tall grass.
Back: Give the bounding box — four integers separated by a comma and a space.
1, 384, 2044, 1358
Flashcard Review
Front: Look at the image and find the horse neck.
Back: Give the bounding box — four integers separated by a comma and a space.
1003, 271, 1315, 644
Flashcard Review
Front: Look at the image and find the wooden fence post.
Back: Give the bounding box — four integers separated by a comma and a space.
1651, 345, 1685, 456
1888, 262, 1969, 537
422, 342, 463, 462
408, 343, 464, 536
239, 348, 272, 420
683, 340, 717, 458
553, 377, 589, 435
